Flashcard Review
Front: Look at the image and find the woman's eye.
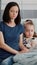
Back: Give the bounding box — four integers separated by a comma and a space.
10, 10, 13, 12
16, 11, 18, 13
10, 10, 18, 13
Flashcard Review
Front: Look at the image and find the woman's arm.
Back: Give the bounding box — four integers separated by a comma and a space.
0, 32, 19, 54
19, 33, 29, 53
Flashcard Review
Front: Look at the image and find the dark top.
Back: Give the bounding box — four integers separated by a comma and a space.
0, 21, 24, 60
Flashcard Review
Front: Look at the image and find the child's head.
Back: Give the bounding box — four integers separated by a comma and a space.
24, 20, 35, 38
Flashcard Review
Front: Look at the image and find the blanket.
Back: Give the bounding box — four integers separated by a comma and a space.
13, 45, 37, 65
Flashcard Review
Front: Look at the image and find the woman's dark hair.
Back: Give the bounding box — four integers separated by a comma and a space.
23, 20, 37, 37
3, 2, 21, 25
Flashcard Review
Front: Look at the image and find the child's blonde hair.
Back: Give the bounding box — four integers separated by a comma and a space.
23, 19, 37, 37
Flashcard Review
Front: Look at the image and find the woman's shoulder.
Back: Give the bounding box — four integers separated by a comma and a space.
0, 21, 3, 28
0, 21, 4, 26
0, 21, 5, 31
18, 23, 23, 27
18, 24, 24, 30
17, 24, 24, 34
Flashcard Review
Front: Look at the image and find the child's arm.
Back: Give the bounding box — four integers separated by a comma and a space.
19, 34, 30, 53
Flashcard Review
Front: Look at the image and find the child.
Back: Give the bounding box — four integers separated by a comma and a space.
13, 20, 37, 65
23, 19, 37, 49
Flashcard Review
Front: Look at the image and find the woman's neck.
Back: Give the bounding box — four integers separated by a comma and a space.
6, 19, 16, 27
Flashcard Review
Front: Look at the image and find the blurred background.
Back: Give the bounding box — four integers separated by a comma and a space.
0, 0, 37, 33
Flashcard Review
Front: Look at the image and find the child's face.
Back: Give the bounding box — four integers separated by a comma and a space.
25, 24, 34, 38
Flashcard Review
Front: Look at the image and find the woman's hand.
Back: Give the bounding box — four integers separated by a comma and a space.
19, 48, 30, 54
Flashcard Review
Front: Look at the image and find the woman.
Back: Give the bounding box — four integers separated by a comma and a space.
0, 2, 28, 65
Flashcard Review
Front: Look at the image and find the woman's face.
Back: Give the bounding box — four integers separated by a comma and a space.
25, 24, 34, 38
9, 6, 19, 20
